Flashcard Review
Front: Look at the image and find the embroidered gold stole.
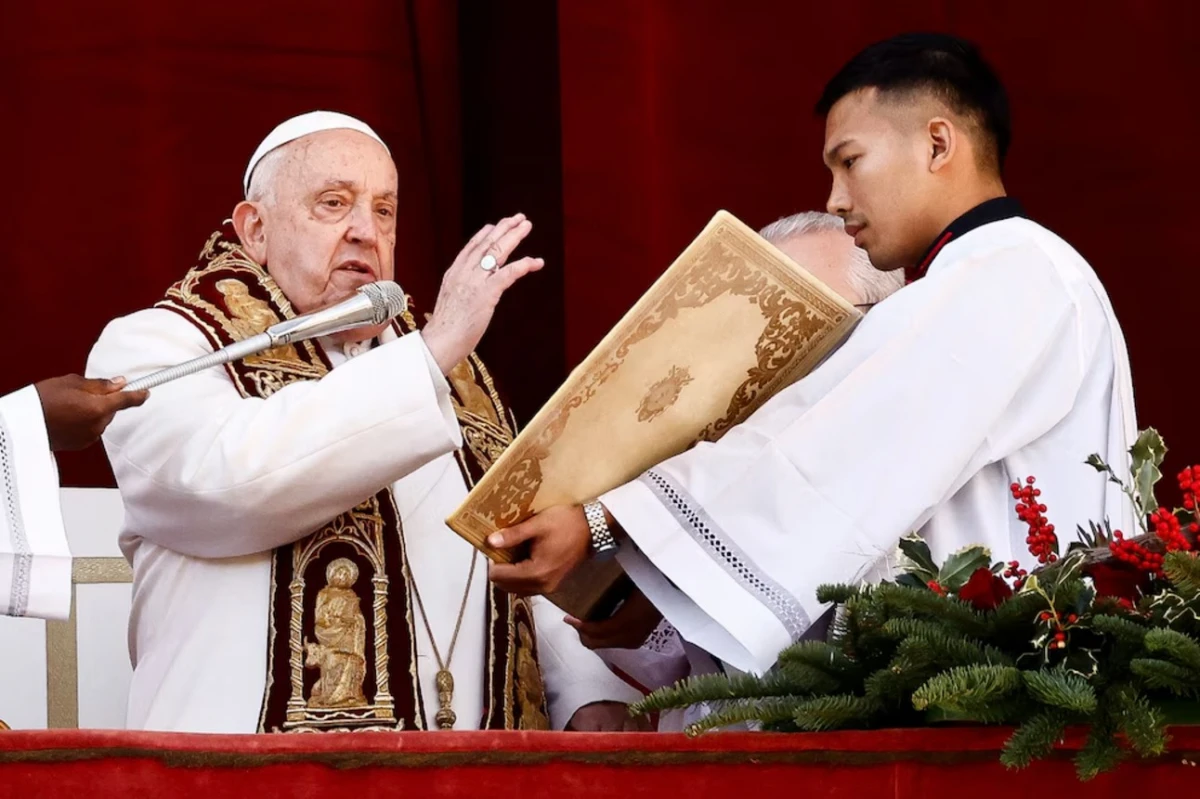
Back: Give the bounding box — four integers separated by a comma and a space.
156, 225, 550, 732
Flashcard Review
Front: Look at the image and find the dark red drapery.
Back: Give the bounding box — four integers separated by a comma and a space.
1, 0, 1196, 486
556, 0, 1200, 480
0, 0, 462, 486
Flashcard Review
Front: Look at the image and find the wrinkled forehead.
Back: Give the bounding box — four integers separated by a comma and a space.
774, 229, 854, 264
273, 129, 398, 196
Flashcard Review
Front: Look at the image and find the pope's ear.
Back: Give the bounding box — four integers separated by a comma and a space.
232, 201, 268, 264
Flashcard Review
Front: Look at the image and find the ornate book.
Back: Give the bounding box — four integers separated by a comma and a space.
446, 210, 861, 619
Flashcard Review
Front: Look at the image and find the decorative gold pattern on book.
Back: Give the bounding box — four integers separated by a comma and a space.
448, 211, 858, 566
638, 366, 694, 423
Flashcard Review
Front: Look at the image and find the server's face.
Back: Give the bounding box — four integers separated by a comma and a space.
823, 88, 944, 273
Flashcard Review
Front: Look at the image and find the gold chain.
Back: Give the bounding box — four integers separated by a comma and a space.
407, 548, 477, 730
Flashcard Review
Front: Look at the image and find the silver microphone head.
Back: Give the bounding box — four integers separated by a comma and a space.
358, 281, 408, 324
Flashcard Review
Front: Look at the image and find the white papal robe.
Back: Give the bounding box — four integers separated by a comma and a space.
87, 313, 640, 733
601, 217, 1138, 676
0, 386, 71, 621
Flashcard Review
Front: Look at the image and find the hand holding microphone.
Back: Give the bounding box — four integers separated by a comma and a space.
123, 281, 408, 392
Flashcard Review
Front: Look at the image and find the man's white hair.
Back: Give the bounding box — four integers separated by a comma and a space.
246, 146, 288, 206
759, 211, 904, 305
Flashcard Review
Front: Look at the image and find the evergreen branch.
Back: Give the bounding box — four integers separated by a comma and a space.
883, 618, 1014, 667
1074, 717, 1124, 781
683, 696, 807, 735
1090, 613, 1151, 646
816, 583, 862, 605
775, 640, 860, 679
1130, 658, 1200, 696
1022, 669, 1097, 714
832, 594, 896, 662
873, 584, 989, 637
1111, 687, 1168, 757
774, 662, 844, 696
1144, 627, 1200, 671
911, 664, 1023, 712
632, 668, 831, 715
989, 591, 1047, 633
1164, 551, 1200, 600
864, 663, 935, 707
953, 696, 1030, 724
791, 695, 880, 731
1000, 710, 1069, 770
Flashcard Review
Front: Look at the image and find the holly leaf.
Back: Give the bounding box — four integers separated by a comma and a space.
896, 573, 928, 590
1073, 584, 1096, 617
1134, 459, 1162, 517
1064, 648, 1100, 679
1085, 454, 1109, 472
1130, 428, 1167, 471
898, 534, 939, 582
1053, 550, 1088, 590
937, 545, 992, 591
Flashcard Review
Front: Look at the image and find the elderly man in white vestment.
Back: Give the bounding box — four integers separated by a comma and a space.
86, 111, 643, 733
0, 375, 146, 621
488, 33, 1139, 680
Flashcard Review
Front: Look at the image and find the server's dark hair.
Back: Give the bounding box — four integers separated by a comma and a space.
816, 33, 1010, 171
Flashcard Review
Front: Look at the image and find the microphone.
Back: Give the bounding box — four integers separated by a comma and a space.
124, 281, 408, 392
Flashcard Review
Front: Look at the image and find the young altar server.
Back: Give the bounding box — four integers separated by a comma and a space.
488, 33, 1138, 677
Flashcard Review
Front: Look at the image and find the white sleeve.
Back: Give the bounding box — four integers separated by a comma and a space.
86, 308, 463, 559
530, 596, 644, 729
603, 243, 1091, 674
0, 386, 70, 620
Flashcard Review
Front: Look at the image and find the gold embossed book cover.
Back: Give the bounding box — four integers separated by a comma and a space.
447, 210, 861, 618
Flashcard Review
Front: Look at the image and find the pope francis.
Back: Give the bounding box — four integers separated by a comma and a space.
86, 111, 642, 734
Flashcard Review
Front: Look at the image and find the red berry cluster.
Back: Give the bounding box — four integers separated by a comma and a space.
927, 580, 947, 597
1012, 477, 1057, 564
1178, 466, 1200, 535
1002, 560, 1028, 589
1110, 530, 1164, 575
1037, 610, 1078, 650
1151, 507, 1193, 553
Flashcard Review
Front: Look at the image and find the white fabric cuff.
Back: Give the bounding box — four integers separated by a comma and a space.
0, 386, 70, 620
414, 332, 463, 450
603, 477, 791, 675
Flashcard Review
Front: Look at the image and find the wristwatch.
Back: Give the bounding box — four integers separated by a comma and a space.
583, 500, 619, 560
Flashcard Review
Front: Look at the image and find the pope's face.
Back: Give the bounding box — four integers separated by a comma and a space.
255, 130, 399, 342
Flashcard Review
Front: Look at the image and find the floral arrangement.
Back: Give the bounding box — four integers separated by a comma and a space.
633, 429, 1200, 780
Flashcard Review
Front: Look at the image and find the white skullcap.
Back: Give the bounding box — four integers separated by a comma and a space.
242, 110, 390, 196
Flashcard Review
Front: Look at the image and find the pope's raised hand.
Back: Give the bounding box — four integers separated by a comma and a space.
422, 214, 544, 374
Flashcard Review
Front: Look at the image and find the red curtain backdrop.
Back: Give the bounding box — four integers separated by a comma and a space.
0, 0, 461, 486
1, 0, 1197, 490
557, 0, 1200, 482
